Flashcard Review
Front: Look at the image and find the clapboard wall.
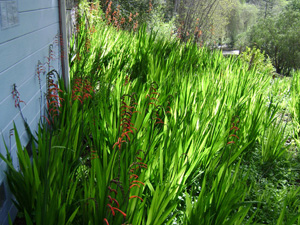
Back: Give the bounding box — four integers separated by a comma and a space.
0, 0, 62, 224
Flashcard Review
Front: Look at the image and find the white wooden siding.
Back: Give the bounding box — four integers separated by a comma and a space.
0, 0, 62, 224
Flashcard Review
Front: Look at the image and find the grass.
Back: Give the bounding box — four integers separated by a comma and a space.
1, 3, 300, 225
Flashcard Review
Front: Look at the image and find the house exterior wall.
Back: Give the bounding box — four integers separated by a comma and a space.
0, 0, 62, 224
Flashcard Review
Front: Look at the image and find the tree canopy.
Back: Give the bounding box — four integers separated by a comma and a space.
250, 0, 300, 75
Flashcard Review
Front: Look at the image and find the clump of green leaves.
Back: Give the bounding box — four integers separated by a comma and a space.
239, 47, 275, 76
290, 71, 300, 144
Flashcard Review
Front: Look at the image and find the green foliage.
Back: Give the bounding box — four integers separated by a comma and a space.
240, 47, 275, 75
206, 0, 236, 45
146, 4, 176, 40
260, 117, 288, 163
184, 162, 252, 225
0, 124, 80, 225
1, 7, 300, 224
242, 150, 300, 224
250, 0, 300, 75
104, 0, 152, 24
226, 2, 259, 47
290, 71, 300, 145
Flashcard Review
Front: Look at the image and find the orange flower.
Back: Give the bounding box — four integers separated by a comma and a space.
113, 207, 127, 218
129, 196, 143, 202
104, 218, 109, 225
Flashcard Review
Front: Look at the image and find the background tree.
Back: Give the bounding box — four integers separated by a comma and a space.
206, 0, 236, 45
99, 0, 156, 28
175, 0, 220, 42
249, 0, 300, 75
226, 1, 258, 47
171, 0, 236, 44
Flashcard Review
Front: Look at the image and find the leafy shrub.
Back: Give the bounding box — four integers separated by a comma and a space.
239, 47, 275, 76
